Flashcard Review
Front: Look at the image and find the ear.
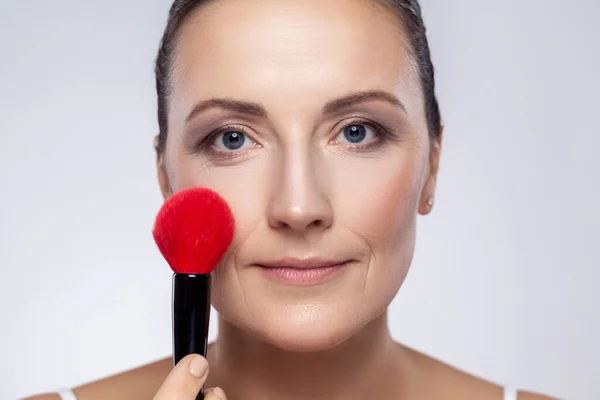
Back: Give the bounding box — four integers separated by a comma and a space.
154, 135, 172, 200
418, 124, 443, 215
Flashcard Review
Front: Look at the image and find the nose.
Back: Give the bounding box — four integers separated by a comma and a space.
266, 149, 333, 234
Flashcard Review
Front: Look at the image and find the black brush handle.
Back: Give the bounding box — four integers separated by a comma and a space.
172, 273, 211, 400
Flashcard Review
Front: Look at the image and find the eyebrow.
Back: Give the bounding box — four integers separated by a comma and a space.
322, 90, 406, 114
185, 90, 406, 123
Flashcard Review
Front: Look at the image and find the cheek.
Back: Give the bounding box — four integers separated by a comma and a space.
167, 153, 270, 233
329, 146, 427, 295
331, 148, 426, 249
167, 154, 277, 294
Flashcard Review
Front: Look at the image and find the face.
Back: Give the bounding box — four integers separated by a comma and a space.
157, 0, 441, 352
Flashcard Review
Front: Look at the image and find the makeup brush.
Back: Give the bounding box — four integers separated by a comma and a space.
152, 187, 235, 399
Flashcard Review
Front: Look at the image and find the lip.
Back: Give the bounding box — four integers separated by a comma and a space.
257, 257, 349, 269
256, 258, 351, 285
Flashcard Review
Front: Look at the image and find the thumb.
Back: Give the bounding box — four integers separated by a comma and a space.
153, 354, 209, 400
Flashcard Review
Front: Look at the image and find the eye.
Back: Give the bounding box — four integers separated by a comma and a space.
213, 130, 256, 151
333, 123, 377, 145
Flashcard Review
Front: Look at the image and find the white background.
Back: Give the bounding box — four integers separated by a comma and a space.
1, 1, 598, 399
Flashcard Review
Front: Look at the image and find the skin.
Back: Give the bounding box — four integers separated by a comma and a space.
26, 1, 555, 399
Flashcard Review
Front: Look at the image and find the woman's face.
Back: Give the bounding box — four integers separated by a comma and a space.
157, 0, 440, 351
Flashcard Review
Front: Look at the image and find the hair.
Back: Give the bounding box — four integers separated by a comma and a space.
154, 0, 441, 154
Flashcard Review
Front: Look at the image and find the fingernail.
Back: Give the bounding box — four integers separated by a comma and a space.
206, 387, 226, 399
189, 355, 208, 378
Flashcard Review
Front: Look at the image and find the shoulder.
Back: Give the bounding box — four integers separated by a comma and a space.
23, 356, 172, 400
73, 356, 172, 400
517, 392, 558, 400
398, 344, 557, 400
399, 344, 502, 400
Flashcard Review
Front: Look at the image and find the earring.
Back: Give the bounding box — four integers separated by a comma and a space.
427, 197, 434, 207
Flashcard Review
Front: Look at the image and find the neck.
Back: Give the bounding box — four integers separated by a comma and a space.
211, 311, 412, 400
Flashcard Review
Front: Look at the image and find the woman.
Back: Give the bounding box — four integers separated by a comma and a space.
27, 0, 555, 399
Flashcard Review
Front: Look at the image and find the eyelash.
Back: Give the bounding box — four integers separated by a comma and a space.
192, 124, 259, 159
193, 118, 395, 158
333, 118, 394, 151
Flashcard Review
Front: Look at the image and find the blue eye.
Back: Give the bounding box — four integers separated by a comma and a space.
213, 131, 256, 151
335, 123, 377, 145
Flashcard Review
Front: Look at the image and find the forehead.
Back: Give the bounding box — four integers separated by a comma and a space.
171, 0, 421, 118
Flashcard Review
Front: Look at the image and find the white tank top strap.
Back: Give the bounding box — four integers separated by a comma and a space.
56, 388, 77, 400
504, 386, 518, 400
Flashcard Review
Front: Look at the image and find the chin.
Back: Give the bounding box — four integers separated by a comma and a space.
244, 303, 370, 353
259, 322, 357, 353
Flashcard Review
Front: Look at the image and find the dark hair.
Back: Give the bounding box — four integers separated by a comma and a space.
155, 0, 441, 153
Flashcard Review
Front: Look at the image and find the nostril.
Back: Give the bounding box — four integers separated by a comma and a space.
274, 219, 324, 231
276, 221, 291, 230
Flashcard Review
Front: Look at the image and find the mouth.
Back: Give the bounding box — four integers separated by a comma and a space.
256, 258, 352, 285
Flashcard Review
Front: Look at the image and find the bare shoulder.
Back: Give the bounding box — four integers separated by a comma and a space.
398, 344, 502, 400
518, 391, 558, 400
398, 344, 557, 400
73, 356, 172, 400
24, 356, 172, 400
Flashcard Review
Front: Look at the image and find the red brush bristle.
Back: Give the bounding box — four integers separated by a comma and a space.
152, 187, 235, 275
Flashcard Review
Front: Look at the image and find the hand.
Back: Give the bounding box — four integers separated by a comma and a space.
153, 354, 228, 400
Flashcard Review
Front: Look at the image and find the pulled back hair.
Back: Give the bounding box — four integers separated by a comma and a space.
155, 0, 441, 153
